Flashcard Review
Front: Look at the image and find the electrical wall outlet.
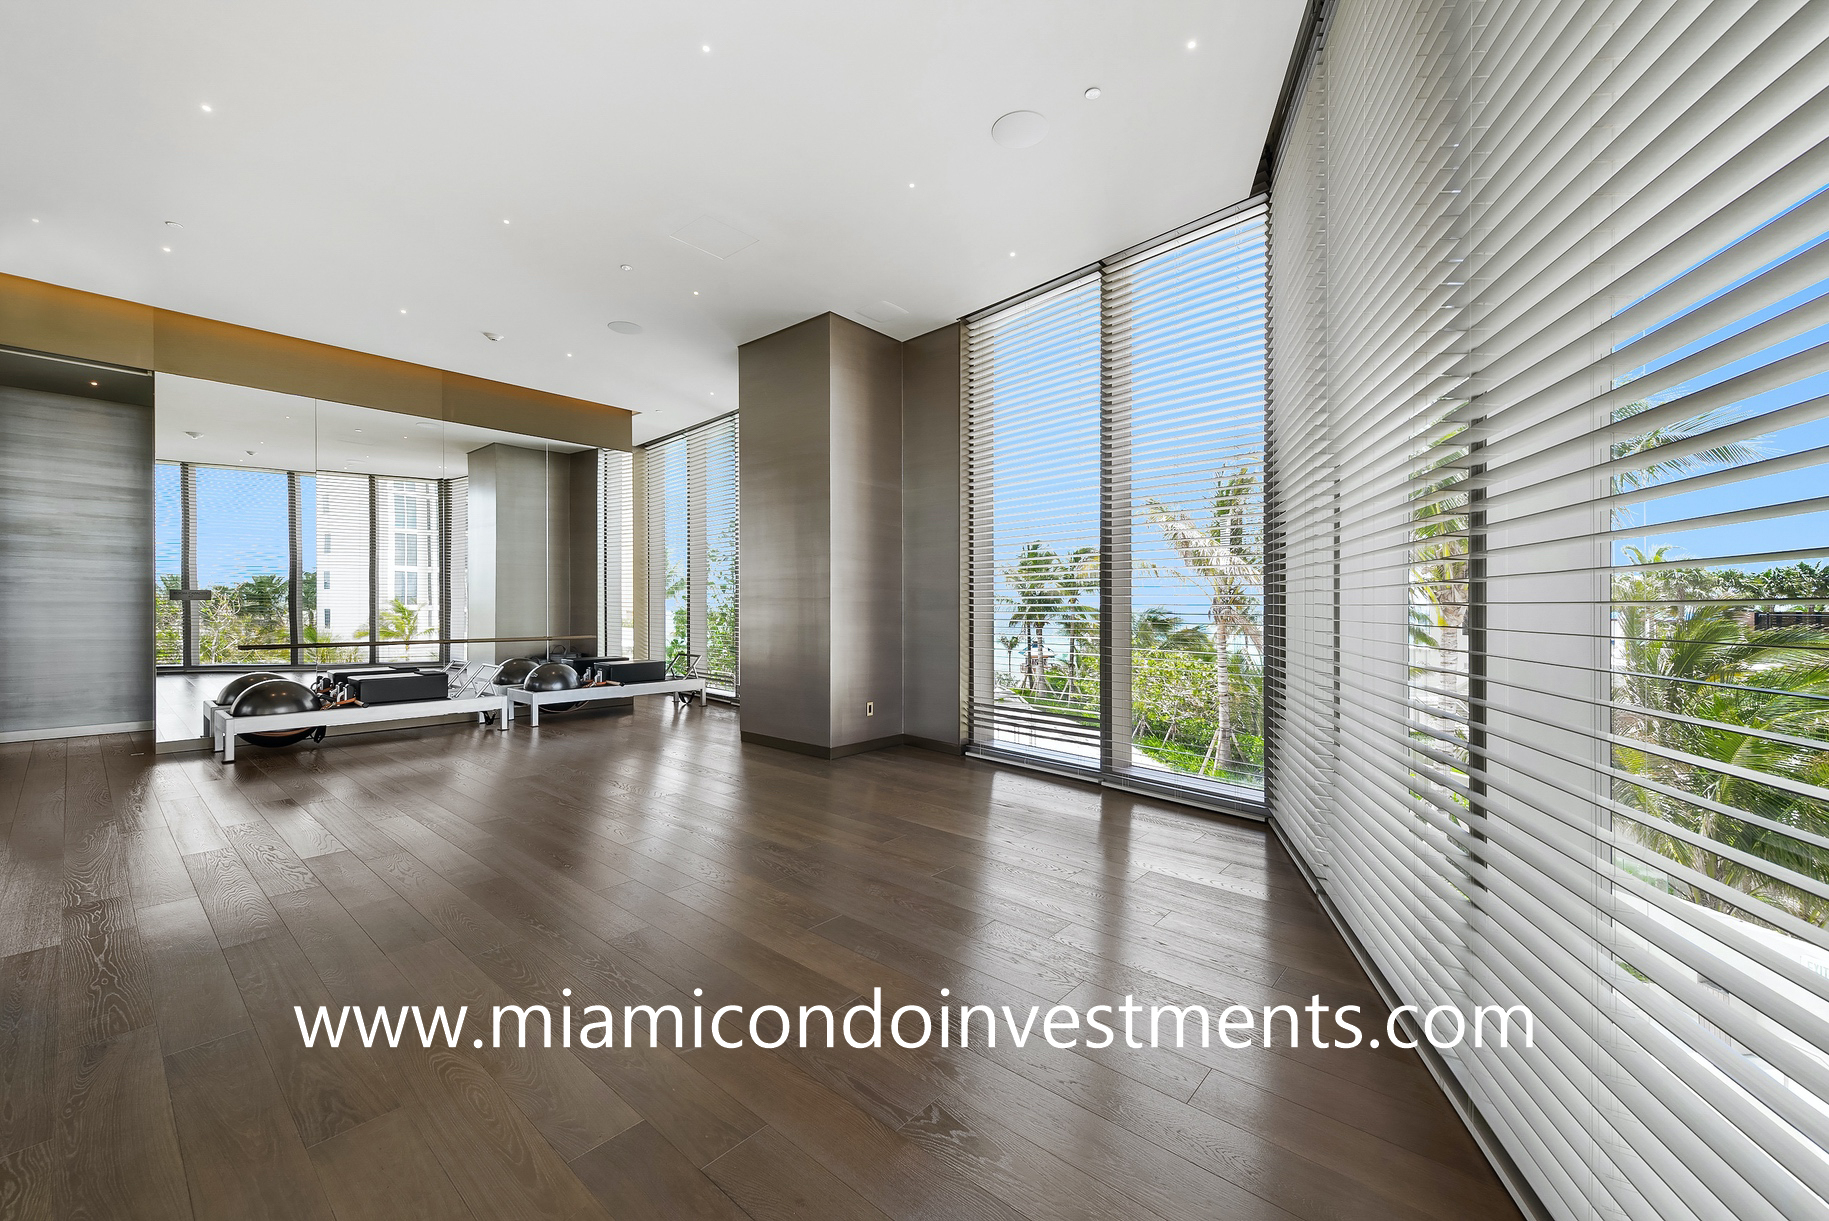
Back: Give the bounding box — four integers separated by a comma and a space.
866, 701, 874, 716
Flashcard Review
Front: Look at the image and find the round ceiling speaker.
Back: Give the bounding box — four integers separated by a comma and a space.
991, 110, 1049, 149
607, 321, 644, 335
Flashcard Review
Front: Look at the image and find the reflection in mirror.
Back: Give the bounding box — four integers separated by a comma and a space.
152, 371, 633, 746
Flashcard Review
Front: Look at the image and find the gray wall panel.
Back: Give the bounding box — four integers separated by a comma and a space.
0, 385, 154, 736
737, 316, 833, 748
568, 449, 601, 656
901, 323, 963, 747
465, 442, 571, 662
828, 316, 904, 749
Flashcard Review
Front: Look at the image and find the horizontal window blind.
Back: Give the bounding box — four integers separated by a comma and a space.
598, 450, 632, 661
640, 413, 738, 694
1107, 206, 1269, 794
966, 276, 1105, 766
1269, 1, 1829, 1219
702, 416, 739, 694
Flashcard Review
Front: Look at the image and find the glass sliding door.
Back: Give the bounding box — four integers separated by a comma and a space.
963, 202, 1267, 801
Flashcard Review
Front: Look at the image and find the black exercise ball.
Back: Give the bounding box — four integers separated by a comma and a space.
524, 661, 582, 711
215, 672, 285, 705
230, 679, 323, 747
492, 657, 541, 686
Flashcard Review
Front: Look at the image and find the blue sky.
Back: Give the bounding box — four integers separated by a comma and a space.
155, 463, 316, 587
1611, 187, 1829, 571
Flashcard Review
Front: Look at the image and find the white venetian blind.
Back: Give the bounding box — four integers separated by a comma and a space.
965, 275, 1104, 767
1106, 204, 1270, 795
639, 413, 738, 693
1269, 2, 1829, 1219
598, 450, 633, 660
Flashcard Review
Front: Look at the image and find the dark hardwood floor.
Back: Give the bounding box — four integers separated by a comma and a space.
0, 700, 1521, 1220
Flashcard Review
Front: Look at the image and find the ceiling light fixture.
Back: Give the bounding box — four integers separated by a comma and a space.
692, 290, 699, 295
161, 246, 172, 252
164, 220, 183, 228
620, 264, 633, 272
701, 44, 711, 52
31, 218, 39, 223
1084, 86, 1102, 99
607, 321, 643, 335
89, 380, 99, 387
908, 182, 916, 188
400, 308, 407, 314
482, 331, 503, 341
1187, 39, 1198, 49
1009, 251, 1017, 257
502, 218, 511, 225
200, 103, 212, 112
185, 431, 202, 438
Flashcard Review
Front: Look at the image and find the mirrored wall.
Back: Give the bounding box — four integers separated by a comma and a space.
152, 373, 633, 742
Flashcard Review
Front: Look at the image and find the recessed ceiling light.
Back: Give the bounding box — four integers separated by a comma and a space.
354, 428, 363, 432
89, 380, 100, 387
692, 290, 699, 295
482, 331, 503, 341
607, 321, 643, 335
991, 110, 1049, 149
566, 352, 573, 357
400, 308, 407, 314
1187, 39, 1198, 49
200, 103, 212, 112
1009, 251, 1017, 257
164, 220, 183, 228
185, 431, 202, 438
161, 246, 172, 253
701, 44, 711, 52
908, 182, 916, 188
1084, 86, 1102, 99
30, 218, 39, 223
620, 264, 633, 272
502, 218, 511, 225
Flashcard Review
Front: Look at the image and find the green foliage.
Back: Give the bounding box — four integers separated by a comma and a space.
1611, 548, 1829, 926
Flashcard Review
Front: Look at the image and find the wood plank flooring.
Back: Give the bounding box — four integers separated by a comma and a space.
0, 702, 1521, 1220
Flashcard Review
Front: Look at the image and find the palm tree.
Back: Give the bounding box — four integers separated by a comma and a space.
378, 598, 422, 642
998, 635, 1020, 684
1146, 467, 1265, 774
1611, 548, 1829, 925
1054, 545, 1099, 699
1003, 542, 1062, 693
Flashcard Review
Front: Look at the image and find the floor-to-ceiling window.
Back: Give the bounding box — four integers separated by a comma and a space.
965, 277, 1104, 766
379, 476, 441, 661
154, 461, 451, 669
154, 461, 184, 666
640, 412, 739, 695
1268, 2, 1829, 1216
965, 202, 1267, 804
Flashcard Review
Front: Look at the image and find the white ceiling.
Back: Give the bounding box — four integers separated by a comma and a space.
154, 372, 588, 478
2, 1, 1302, 443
